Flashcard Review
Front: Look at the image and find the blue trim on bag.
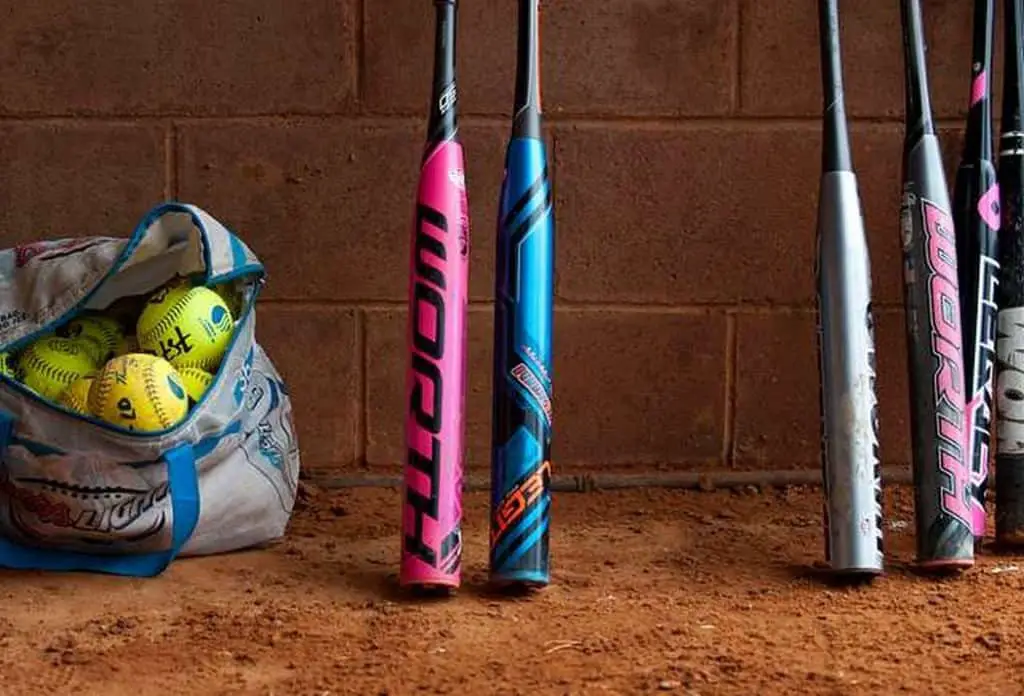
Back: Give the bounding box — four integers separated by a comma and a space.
1, 202, 265, 356
193, 419, 243, 459
0, 281, 262, 439
228, 233, 248, 275
10, 436, 64, 457
208, 264, 265, 286
0, 411, 200, 577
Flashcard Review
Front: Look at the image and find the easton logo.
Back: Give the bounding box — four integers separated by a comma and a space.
922, 200, 972, 529
404, 203, 450, 568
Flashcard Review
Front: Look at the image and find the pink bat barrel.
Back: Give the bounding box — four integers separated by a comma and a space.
400, 139, 470, 590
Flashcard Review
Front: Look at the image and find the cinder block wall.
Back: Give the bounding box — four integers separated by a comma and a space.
0, 1, 987, 478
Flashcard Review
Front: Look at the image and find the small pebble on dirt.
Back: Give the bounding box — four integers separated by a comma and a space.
976, 633, 1002, 651
658, 680, 681, 690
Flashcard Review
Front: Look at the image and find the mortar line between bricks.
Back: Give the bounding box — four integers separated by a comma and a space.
550, 123, 559, 200
733, 0, 742, 116
258, 299, 908, 314
0, 113, 968, 129
354, 308, 367, 466
165, 123, 178, 200
355, 0, 366, 104
723, 314, 737, 467
541, 116, 965, 129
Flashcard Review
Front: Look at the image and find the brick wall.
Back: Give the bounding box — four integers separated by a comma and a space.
0, 1, 987, 478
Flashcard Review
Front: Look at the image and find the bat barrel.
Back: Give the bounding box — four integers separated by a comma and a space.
816, 171, 884, 575
901, 140, 975, 568
489, 138, 554, 588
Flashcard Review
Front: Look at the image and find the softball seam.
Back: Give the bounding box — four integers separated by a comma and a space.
91, 321, 120, 354
138, 291, 192, 348
87, 363, 116, 415
68, 318, 120, 352
143, 363, 173, 429
21, 348, 89, 392
176, 355, 218, 372
59, 382, 91, 413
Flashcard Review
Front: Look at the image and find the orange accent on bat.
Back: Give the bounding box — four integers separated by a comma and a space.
491, 459, 552, 545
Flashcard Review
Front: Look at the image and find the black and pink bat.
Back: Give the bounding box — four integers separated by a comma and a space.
953, 0, 1000, 544
400, 0, 470, 594
899, 0, 974, 570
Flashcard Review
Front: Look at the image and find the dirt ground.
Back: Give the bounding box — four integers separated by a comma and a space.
2, 482, 1024, 695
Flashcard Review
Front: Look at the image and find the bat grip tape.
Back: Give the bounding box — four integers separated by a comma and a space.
0, 411, 200, 577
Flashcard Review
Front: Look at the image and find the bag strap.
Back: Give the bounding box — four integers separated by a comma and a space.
0, 413, 200, 577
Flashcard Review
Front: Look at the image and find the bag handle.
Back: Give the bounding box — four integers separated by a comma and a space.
0, 414, 200, 577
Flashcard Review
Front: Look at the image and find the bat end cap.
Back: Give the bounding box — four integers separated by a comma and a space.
913, 558, 974, 575
399, 581, 460, 598
488, 574, 550, 594
825, 567, 885, 583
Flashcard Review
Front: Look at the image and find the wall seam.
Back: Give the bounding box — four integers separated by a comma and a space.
733, 0, 743, 115
723, 312, 738, 467
355, 0, 366, 108
0, 114, 967, 128
257, 299, 908, 313
165, 122, 178, 200
355, 307, 368, 467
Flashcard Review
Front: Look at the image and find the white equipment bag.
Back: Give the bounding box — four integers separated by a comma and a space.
0, 202, 300, 576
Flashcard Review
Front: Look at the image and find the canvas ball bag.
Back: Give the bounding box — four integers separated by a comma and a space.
0, 202, 300, 576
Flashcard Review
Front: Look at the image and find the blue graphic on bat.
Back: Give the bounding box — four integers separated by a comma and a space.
490, 137, 554, 586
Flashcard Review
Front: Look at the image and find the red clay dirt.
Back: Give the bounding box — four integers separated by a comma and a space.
2, 483, 1023, 695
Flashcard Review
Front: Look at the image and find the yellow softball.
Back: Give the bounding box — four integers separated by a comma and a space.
57, 314, 124, 364
177, 366, 214, 404
88, 353, 189, 432
57, 375, 95, 415
0, 351, 13, 379
18, 337, 98, 400
136, 283, 235, 371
